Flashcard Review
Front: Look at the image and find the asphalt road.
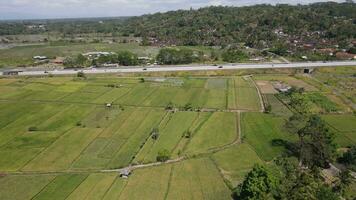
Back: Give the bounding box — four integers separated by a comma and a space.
1, 61, 356, 76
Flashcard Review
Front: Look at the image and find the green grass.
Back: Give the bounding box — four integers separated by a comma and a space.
265, 94, 292, 117
32, 174, 88, 200
102, 177, 127, 200
306, 93, 341, 113
66, 173, 117, 200
0, 174, 56, 200
166, 158, 231, 200
118, 164, 172, 200
23, 127, 102, 171
186, 112, 237, 154
107, 109, 165, 168
242, 112, 296, 161
212, 144, 263, 186
322, 114, 356, 147
0, 42, 160, 66
136, 112, 198, 163
235, 77, 261, 111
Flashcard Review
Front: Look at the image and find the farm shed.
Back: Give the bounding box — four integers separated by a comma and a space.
119, 168, 132, 178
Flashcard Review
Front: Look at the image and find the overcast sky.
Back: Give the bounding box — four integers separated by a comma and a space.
0, 0, 345, 20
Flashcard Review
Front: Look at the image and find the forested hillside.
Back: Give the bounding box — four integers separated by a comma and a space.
121, 2, 355, 48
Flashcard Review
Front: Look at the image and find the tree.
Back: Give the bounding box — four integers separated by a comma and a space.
151, 128, 159, 140
117, 51, 139, 66
76, 54, 88, 66
221, 48, 248, 63
77, 71, 86, 78
156, 48, 197, 65
339, 145, 356, 171
299, 115, 336, 168
233, 164, 276, 200
156, 149, 171, 162
264, 104, 272, 113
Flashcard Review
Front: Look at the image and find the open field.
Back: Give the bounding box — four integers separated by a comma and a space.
241, 112, 297, 161
0, 72, 355, 199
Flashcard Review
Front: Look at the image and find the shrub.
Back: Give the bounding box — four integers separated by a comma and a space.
157, 149, 171, 162
28, 126, 38, 132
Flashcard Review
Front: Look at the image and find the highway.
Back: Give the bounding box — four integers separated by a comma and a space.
1, 61, 356, 76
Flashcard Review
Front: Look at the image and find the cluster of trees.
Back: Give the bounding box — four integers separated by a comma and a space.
156, 48, 203, 65
63, 51, 139, 68
235, 157, 352, 200
235, 87, 354, 199
121, 2, 355, 47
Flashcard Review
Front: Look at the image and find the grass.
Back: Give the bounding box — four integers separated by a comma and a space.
66, 173, 117, 200
32, 174, 88, 200
23, 127, 102, 171
166, 158, 231, 200
136, 112, 198, 163
186, 112, 237, 154
234, 77, 261, 111
265, 94, 292, 117
212, 144, 263, 187
118, 164, 172, 200
0, 42, 160, 66
306, 93, 341, 113
0, 174, 56, 200
322, 114, 356, 147
242, 112, 296, 161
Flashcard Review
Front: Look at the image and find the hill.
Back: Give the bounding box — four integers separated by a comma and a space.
120, 2, 356, 48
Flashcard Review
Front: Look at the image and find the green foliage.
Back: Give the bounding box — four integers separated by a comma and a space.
156, 149, 171, 162
120, 3, 356, 47
151, 128, 159, 140
77, 71, 86, 78
264, 104, 272, 113
156, 48, 201, 65
63, 54, 89, 68
339, 145, 356, 171
221, 48, 248, 63
233, 164, 276, 200
28, 127, 38, 132
299, 115, 336, 168
117, 51, 139, 66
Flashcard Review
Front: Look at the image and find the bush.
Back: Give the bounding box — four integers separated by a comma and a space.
157, 149, 171, 162
221, 48, 248, 63
77, 71, 86, 78
28, 126, 38, 132
156, 48, 198, 65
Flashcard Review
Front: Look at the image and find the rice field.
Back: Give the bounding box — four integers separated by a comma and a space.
0, 73, 354, 199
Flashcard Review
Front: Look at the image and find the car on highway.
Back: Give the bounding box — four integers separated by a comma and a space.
143, 68, 147, 71
218, 66, 223, 68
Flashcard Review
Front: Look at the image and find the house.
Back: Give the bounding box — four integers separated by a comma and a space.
2, 70, 22, 76
52, 57, 64, 64
82, 52, 115, 58
119, 168, 131, 178
33, 56, 48, 60
335, 52, 356, 60
272, 82, 292, 93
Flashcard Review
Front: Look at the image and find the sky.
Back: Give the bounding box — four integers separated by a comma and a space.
0, 0, 345, 20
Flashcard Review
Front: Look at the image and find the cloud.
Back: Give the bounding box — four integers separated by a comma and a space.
0, 0, 345, 19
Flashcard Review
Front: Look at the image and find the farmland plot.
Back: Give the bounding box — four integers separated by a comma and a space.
186, 112, 237, 154
118, 164, 172, 200
242, 112, 296, 161
228, 77, 261, 111
213, 144, 263, 186
166, 158, 231, 200
0, 174, 56, 200
135, 112, 197, 163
